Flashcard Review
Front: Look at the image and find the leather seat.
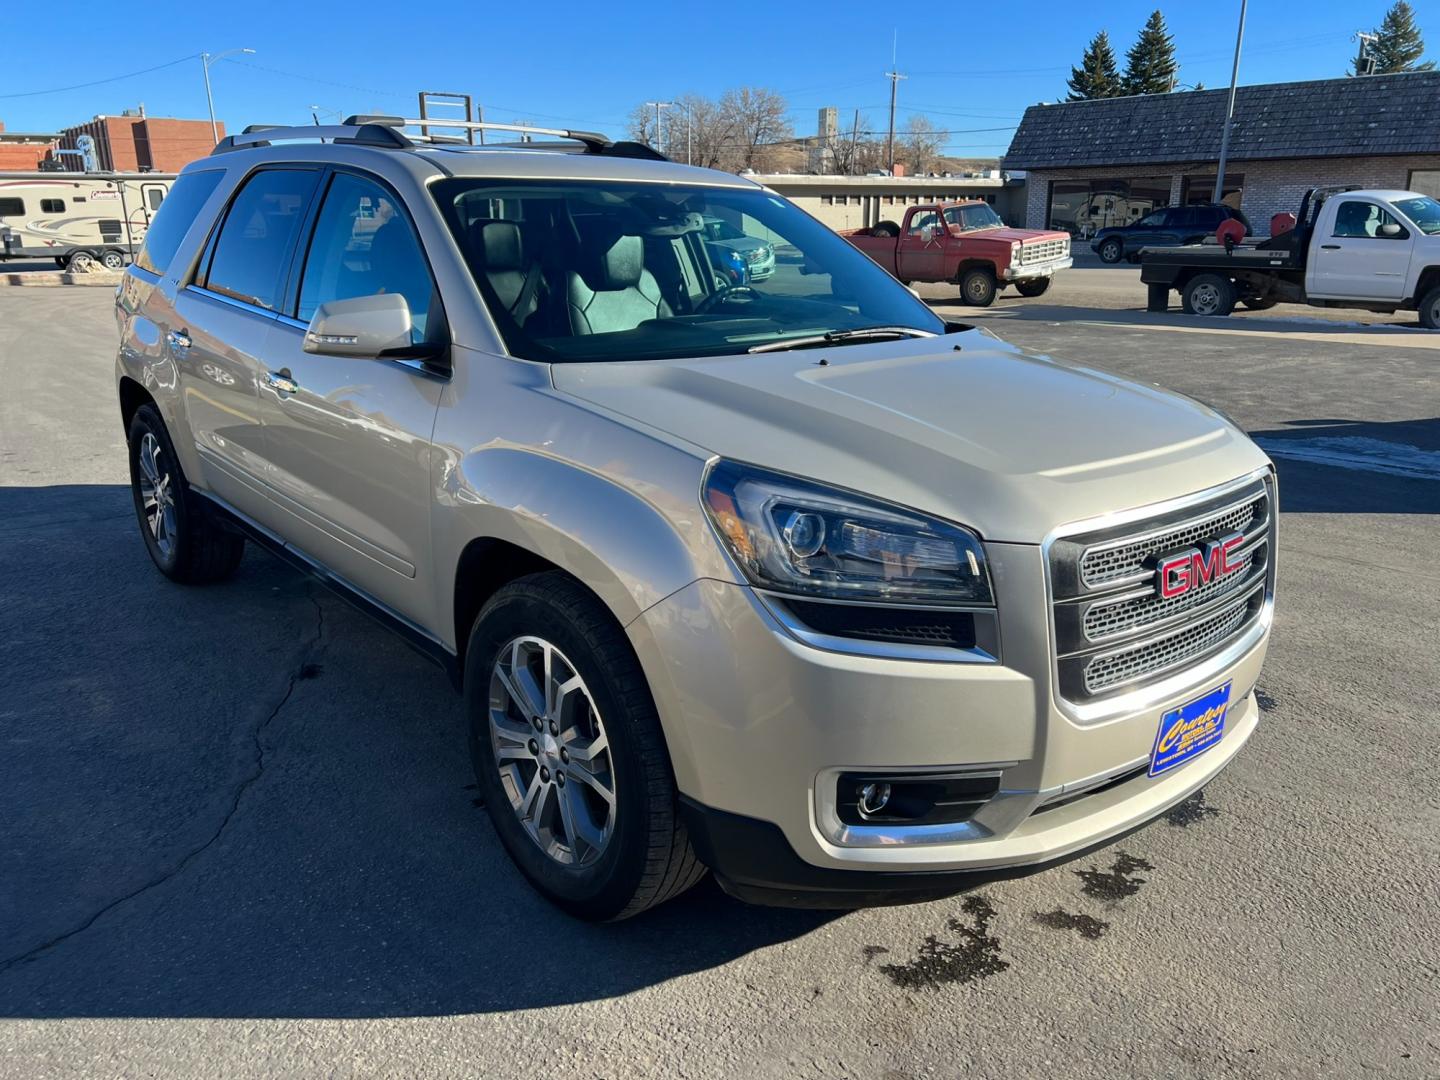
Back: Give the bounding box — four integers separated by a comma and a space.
470, 220, 542, 327
566, 232, 670, 335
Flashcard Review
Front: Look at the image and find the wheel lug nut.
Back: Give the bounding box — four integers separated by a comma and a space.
556, 772, 566, 786
528, 739, 539, 755
533, 716, 543, 731
540, 766, 550, 782
549, 721, 559, 736
559, 748, 569, 763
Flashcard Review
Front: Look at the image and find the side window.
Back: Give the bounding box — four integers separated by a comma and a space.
1136, 210, 1167, 228
295, 172, 434, 339
147, 188, 165, 211
136, 170, 223, 276
1332, 201, 1404, 239
906, 210, 940, 236
0, 197, 24, 216
202, 169, 319, 310
40, 198, 65, 214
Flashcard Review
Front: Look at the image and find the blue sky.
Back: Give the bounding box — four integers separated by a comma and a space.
1, 0, 1424, 156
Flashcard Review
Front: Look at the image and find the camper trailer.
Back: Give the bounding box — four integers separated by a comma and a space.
0, 172, 176, 270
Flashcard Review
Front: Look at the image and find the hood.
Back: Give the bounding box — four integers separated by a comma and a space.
971, 227, 1068, 244
711, 235, 770, 253
551, 330, 1270, 543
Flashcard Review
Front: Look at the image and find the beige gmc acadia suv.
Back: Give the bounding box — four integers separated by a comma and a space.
115, 117, 1276, 920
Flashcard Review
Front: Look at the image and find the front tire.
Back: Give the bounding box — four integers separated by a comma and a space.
99, 250, 125, 270
65, 250, 95, 272
1015, 277, 1052, 298
127, 405, 245, 583
1098, 238, 1123, 263
1241, 295, 1278, 311
465, 573, 705, 920
1181, 273, 1236, 317
959, 267, 997, 307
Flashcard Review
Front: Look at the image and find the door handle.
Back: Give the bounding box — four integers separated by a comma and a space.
265, 369, 300, 395
167, 329, 192, 350
1320, 244, 1341, 250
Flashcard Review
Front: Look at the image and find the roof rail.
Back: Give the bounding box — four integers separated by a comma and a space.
209, 117, 669, 162
211, 122, 410, 155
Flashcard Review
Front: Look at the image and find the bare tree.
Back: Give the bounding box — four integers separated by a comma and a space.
627, 103, 659, 148
673, 94, 735, 169
901, 115, 943, 176
718, 87, 793, 171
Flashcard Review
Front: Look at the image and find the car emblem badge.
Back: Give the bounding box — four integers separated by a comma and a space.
1154, 531, 1245, 599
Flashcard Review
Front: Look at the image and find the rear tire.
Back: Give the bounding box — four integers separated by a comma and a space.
65, 250, 95, 272
1015, 277, 1052, 298
99, 250, 125, 270
1241, 296, 1278, 311
127, 404, 245, 583
1098, 238, 1123, 263
1181, 273, 1236, 317
871, 220, 900, 238
959, 267, 997, 307
1418, 285, 1440, 329
465, 572, 705, 921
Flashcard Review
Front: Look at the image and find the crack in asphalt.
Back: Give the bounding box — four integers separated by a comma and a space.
0, 590, 328, 975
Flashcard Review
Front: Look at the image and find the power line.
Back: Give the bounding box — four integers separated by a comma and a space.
0, 54, 197, 99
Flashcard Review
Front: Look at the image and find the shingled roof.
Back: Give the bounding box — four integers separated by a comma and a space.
1003, 70, 1440, 170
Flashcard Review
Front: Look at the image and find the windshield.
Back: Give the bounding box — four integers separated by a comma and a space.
944, 204, 1003, 231
1394, 195, 1440, 235
431, 178, 943, 362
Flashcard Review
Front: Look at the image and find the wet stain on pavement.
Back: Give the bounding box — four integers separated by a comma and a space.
1255, 687, 1281, 712
876, 896, 1009, 989
862, 945, 890, 965
1032, 909, 1109, 940
1073, 851, 1154, 904
298, 663, 324, 680
1165, 789, 1220, 827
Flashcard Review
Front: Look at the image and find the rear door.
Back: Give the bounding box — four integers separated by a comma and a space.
1308, 198, 1412, 301
253, 167, 446, 624
172, 166, 321, 521
896, 207, 948, 281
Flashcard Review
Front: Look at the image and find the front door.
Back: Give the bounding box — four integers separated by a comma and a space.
1309, 199, 1412, 301
173, 166, 321, 522
897, 207, 948, 280
254, 168, 446, 626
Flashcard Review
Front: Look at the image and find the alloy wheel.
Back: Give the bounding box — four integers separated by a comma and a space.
137, 432, 177, 560
488, 636, 616, 868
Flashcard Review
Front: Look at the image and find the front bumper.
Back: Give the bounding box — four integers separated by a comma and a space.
627, 541, 1268, 905
1003, 256, 1072, 281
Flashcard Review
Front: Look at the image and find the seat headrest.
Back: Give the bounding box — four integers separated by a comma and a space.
584, 233, 644, 291
474, 221, 523, 272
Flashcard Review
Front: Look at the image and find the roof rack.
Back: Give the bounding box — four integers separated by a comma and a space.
209, 116, 667, 161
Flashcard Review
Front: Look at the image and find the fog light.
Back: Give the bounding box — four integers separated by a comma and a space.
858, 782, 891, 818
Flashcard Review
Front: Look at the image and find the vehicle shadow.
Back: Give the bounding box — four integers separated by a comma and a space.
1247, 417, 1440, 514
0, 484, 838, 1020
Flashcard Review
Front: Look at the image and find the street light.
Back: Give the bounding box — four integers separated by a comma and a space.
644, 101, 675, 152
201, 47, 256, 144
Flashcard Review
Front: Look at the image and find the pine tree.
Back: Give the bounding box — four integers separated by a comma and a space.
1357, 1, 1435, 74
1067, 31, 1123, 100
1121, 11, 1180, 95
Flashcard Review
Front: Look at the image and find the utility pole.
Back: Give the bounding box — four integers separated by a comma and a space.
682, 101, 692, 165
1212, 0, 1247, 204
644, 101, 674, 152
200, 48, 255, 144
849, 109, 861, 176
884, 69, 906, 174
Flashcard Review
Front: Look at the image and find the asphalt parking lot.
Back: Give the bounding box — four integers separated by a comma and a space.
1, 271, 1437, 1079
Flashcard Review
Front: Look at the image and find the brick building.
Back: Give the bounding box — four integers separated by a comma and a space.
1002, 71, 1440, 237
0, 122, 59, 170
54, 113, 221, 173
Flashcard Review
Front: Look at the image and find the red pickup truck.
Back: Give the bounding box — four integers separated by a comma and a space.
842, 201, 1072, 306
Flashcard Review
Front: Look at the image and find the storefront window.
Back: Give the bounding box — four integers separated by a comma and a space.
1046, 177, 1173, 238
1181, 173, 1244, 208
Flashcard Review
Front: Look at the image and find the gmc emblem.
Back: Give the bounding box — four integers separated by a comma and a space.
1155, 532, 1246, 599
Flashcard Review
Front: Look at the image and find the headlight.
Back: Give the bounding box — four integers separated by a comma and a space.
702, 460, 993, 605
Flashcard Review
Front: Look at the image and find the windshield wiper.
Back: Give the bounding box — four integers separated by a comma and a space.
747, 326, 936, 354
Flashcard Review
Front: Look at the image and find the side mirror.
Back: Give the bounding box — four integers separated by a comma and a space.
1378, 221, 1404, 238
304, 293, 414, 358
920, 225, 936, 243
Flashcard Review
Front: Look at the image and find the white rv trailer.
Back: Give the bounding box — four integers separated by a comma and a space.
0, 172, 176, 270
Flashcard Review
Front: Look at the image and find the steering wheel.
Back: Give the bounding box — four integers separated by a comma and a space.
694, 285, 758, 315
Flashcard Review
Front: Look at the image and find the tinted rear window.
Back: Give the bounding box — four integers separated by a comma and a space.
136, 170, 222, 275
201, 169, 319, 311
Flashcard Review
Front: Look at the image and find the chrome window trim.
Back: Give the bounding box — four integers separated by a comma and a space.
1041, 466, 1276, 724
756, 590, 1000, 664
184, 283, 280, 321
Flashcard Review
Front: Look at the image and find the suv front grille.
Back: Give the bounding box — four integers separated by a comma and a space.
1020, 237, 1068, 264
1049, 476, 1275, 704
